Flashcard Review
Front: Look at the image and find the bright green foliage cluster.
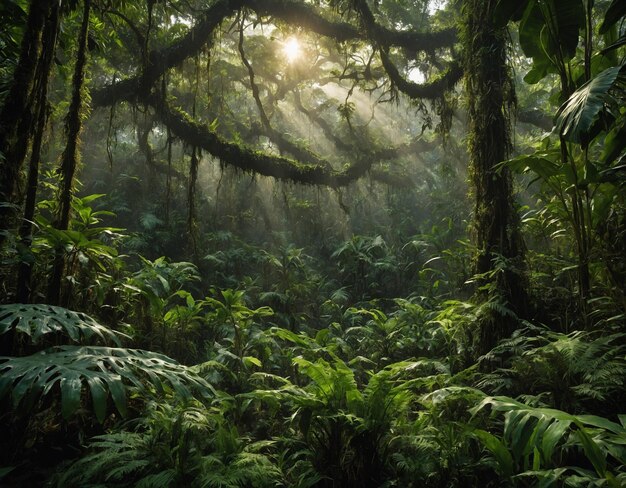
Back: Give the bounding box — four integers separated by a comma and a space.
1, 291, 624, 486
0, 0, 625, 487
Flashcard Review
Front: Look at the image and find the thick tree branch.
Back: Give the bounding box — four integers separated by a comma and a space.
350, 0, 461, 100
92, 0, 457, 107
517, 108, 553, 131
379, 48, 463, 99
151, 97, 374, 187
246, 0, 457, 50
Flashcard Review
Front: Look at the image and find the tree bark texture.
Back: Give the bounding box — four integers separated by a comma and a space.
0, 0, 56, 239
48, 0, 92, 305
16, 4, 61, 303
463, 0, 528, 355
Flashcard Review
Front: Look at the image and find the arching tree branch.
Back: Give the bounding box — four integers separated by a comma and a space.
379, 48, 463, 99
349, 0, 461, 100
89, 0, 458, 189
92, 0, 458, 108
151, 97, 374, 187
246, 0, 456, 50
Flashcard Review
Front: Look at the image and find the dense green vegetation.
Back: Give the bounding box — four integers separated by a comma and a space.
0, 0, 625, 486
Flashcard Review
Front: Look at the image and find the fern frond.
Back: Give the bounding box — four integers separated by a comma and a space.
135, 470, 178, 488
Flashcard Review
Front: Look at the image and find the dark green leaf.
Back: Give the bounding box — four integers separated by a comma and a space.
600, 0, 626, 34
60, 372, 82, 419
555, 65, 624, 145
601, 119, 626, 164
519, 0, 584, 81
0, 346, 213, 423
0, 304, 125, 346
473, 429, 514, 476
576, 426, 607, 477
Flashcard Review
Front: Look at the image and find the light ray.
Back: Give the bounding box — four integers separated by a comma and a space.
283, 37, 301, 63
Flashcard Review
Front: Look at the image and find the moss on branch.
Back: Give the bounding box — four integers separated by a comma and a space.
152, 98, 376, 187
92, 0, 457, 108
88, 0, 455, 188
380, 50, 463, 99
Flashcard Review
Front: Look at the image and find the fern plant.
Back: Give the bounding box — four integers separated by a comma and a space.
251, 350, 429, 487
331, 235, 399, 301
477, 327, 626, 415
57, 401, 282, 488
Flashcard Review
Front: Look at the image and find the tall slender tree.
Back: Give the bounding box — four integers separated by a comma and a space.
16, 4, 62, 302
48, 0, 92, 305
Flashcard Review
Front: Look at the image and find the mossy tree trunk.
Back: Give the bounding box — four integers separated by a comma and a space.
463, 0, 529, 355
48, 0, 92, 305
16, 4, 62, 303
0, 0, 57, 244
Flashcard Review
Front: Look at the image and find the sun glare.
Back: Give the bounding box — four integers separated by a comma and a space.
283, 38, 301, 63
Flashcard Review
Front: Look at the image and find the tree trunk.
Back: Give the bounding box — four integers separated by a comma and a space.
187, 147, 199, 260
0, 0, 56, 242
463, 0, 528, 355
16, 4, 61, 303
48, 0, 92, 305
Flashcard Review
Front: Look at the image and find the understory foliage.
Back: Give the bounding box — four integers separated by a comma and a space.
0, 289, 624, 487
0, 0, 625, 487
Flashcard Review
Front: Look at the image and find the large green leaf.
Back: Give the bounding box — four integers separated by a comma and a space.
519, 2, 551, 61
501, 152, 562, 181
473, 429, 514, 476
600, 0, 626, 34
542, 0, 584, 61
555, 65, 625, 146
601, 118, 626, 164
0, 304, 126, 346
472, 396, 625, 481
494, 0, 531, 27
519, 0, 584, 82
0, 346, 214, 423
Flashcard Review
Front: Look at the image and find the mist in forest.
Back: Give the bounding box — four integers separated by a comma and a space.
0, 0, 624, 487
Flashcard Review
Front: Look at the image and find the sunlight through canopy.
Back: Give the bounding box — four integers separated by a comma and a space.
282, 37, 301, 63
